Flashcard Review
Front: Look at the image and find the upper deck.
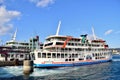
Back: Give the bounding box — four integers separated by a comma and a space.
43, 34, 108, 50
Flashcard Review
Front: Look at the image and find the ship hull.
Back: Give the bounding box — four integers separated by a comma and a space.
34, 59, 112, 68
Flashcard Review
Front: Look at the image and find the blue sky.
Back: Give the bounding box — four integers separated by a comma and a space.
0, 0, 120, 48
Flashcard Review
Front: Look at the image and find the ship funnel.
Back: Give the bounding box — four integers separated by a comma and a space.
91, 27, 96, 40
56, 21, 61, 36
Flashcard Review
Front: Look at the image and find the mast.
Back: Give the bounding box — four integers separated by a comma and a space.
56, 21, 61, 36
12, 28, 17, 41
91, 27, 96, 40
0, 40, 2, 45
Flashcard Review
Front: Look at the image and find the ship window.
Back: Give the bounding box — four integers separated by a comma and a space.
95, 53, 97, 56
65, 59, 68, 61
65, 54, 67, 58
97, 53, 99, 56
38, 53, 41, 58
44, 43, 53, 47
72, 43, 74, 46
102, 53, 103, 56
75, 43, 77, 46
95, 57, 97, 59
61, 53, 64, 58
72, 59, 75, 61
52, 53, 56, 58
56, 42, 64, 45
68, 43, 70, 45
42, 53, 46, 58
47, 53, 51, 58
81, 44, 84, 46
92, 53, 94, 57
75, 54, 78, 58
61, 48, 64, 52
57, 53, 60, 58
79, 58, 84, 60
75, 48, 78, 51
11, 54, 14, 57
69, 48, 72, 51
65, 48, 68, 51
1, 54, 5, 57
104, 53, 106, 56
72, 54, 74, 58
69, 59, 71, 61
20, 54, 24, 58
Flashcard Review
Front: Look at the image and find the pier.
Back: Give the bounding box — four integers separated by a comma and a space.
0, 60, 23, 67
23, 60, 33, 74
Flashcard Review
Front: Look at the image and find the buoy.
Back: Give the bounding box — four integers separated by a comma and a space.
23, 60, 33, 74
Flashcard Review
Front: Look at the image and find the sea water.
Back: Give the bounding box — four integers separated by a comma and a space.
0, 54, 120, 80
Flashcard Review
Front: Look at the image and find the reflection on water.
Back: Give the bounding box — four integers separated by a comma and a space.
23, 73, 30, 80
0, 54, 120, 80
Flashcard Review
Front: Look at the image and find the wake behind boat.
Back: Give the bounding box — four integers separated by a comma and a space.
32, 21, 112, 68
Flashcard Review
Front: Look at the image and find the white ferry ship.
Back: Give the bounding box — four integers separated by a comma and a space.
33, 21, 112, 68
0, 29, 43, 61
0, 29, 30, 61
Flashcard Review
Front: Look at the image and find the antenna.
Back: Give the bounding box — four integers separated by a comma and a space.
12, 28, 17, 41
92, 27, 96, 40
56, 21, 61, 36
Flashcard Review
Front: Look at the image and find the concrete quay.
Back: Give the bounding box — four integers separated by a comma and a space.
0, 60, 23, 67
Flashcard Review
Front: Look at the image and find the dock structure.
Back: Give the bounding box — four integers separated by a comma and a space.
23, 60, 33, 74
0, 60, 23, 67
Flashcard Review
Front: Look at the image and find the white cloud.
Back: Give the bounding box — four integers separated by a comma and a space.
104, 29, 113, 35
30, 0, 55, 7
0, 24, 13, 35
0, 6, 21, 35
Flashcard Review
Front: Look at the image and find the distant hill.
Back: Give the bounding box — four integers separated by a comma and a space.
110, 48, 120, 53
111, 48, 120, 51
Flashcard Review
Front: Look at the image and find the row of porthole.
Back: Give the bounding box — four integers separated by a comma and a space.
65, 58, 84, 61
65, 59, 75, 61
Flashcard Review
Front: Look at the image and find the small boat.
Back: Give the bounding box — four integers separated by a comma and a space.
32, 21, 112, 68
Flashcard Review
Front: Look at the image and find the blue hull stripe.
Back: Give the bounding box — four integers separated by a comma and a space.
34, 59, 112, 68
